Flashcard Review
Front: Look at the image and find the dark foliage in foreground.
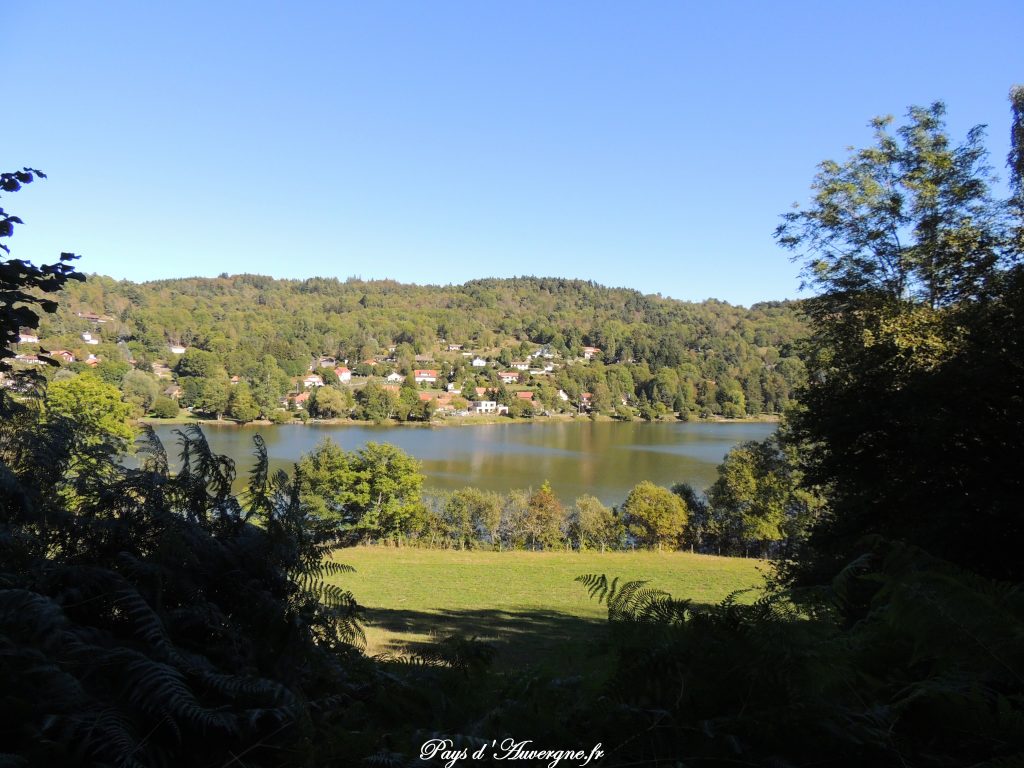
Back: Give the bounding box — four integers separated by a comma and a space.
576, 540, 1024, 767
0, 411, 373, 766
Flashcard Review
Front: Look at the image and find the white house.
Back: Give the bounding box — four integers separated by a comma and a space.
511, 361, 529, 370
169, 344, 187, 355
414, 369, 438, 384
17, 332, 39, 344
471, 357, 487, 368
499, 371, 519, 384
303, 374, 325, 388
583, 346, 601, 360
385, 372, 404, 383
82, 332, 99, 345
470, 400, 507, 415
334, 366, 352, 383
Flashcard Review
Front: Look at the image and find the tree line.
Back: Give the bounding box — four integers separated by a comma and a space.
23, 267, 807, 422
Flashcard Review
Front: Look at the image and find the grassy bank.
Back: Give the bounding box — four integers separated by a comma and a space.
330, 547, 767, 671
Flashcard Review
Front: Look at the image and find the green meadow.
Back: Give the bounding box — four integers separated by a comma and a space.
332, 547, 767, 670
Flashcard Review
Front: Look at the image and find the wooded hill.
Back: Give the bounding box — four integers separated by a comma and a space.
33, 274, 806, 418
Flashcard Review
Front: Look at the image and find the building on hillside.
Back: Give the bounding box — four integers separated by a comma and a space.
169, 344, 187, 355
230, 375, 241, 385
163, 385, 182, 400
49, 350, 75, 363
469, 400, 507, 415
515, 390, 535, 402
582, 346, 601, 360
447, 343, 463, 352
511, 361, 529, 370
81, 332, 100, 345
385, 371, 404, 383
17, 331, 39, 344
334, 366, 352, 382
302, 374, 325, 388
499, 371, 519, 384
471, 357, 487, 367
414, 369, 438, 384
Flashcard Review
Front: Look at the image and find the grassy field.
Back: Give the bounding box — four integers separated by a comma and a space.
330, 547, 767, 671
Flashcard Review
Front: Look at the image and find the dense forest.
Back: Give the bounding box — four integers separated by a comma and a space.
23, 273, 807, 421
3, 89, 1023, 767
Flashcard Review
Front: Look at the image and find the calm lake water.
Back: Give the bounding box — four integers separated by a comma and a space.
148, 421, 776, 506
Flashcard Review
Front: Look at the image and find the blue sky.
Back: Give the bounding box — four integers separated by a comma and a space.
5, 1, 1022, 306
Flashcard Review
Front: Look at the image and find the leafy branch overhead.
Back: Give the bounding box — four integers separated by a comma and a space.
1, 167, 84, 372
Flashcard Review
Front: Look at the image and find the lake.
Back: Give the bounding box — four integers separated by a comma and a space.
148, 420, 776, 506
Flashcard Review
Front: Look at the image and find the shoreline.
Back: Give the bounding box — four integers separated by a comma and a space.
137, 413, 782, 429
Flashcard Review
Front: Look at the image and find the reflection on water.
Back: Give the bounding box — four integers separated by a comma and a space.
149, 420, 776, 506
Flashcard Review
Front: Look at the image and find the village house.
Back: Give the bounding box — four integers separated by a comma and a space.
471, 357, 487, 368
446, 382, 462, 393
49, 350, 75, 363
334, 366, 352, 382
469, 400, 507, 415
582, 346, 601, 360
557, 389, 570, 402
163, 385, 182, 400
499, 371, 519, 384
414, 354, 434, 363
414, 369, 438, 384
385, 371, 404, 383
293, 391, 311, 407
303, 373, 325, 388
230, 375, 241, 385
82, 332, 100, 345
447, 343, 463, 352
515, 390, 535, 402
169, 344, 187, 355
17, 331, 39, 344
316, 356, 337, 369
579, 392, 593, 410
13, 354, 43, 365
511, 361, 530, 370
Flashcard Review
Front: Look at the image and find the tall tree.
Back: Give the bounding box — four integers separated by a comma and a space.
776, 100, 1023, 583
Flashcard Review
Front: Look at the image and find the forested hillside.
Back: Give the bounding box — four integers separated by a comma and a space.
27, 275, 806, 420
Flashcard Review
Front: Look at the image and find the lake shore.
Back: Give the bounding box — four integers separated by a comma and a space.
137, 412, 782, 429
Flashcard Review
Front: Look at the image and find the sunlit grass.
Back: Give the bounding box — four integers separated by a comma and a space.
329, 546, 767, 669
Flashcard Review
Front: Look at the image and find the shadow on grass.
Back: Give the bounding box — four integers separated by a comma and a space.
363, 606, 608, 671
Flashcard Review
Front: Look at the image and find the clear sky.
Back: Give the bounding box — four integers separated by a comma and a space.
5, 1, 1022, 306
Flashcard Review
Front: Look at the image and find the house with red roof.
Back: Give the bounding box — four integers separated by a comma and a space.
414, 369, 438, 384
